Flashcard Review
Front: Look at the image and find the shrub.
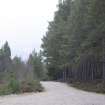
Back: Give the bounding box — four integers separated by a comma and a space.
8, 78, 20, 93
0, 78, 43, 95
20, 80, 43, 93
0, 84, 12, 95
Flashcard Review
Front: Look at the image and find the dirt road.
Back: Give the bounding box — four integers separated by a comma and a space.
0, 81, 104, 105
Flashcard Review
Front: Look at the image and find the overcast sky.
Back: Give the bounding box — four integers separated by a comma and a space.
0, 0, 58, 60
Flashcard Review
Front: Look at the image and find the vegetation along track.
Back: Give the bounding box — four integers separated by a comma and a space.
0, 81, 104, 105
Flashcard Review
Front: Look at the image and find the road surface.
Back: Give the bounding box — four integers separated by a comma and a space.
0, 81, 105, 105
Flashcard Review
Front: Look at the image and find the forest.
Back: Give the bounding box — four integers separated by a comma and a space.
0, 41, 45, 95
42, 0, 105, 92
0, 0, 105, 95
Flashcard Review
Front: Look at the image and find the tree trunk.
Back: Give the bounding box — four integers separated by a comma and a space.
102, 39, 105, 82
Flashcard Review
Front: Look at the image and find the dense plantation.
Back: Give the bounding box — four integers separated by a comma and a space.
0, 42, 45, 95
42, 0, 105, 92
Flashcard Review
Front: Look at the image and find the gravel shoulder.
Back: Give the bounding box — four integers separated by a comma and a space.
0, 81, 104, 105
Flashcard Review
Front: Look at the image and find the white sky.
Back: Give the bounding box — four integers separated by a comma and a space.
0, 0, 58, 60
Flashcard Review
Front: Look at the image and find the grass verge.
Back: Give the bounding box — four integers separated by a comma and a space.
69, 81, 105, 94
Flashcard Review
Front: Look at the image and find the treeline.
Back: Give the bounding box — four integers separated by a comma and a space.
0, 41, 46, 81
42, 0, 105, 84
0, 41, 45, 94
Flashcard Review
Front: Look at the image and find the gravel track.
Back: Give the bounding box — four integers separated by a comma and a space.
0, 81, 104, 105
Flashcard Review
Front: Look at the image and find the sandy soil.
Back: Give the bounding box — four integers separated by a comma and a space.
0, 81, 104, 105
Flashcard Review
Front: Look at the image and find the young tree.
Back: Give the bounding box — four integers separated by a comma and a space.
28, 50, 45, 80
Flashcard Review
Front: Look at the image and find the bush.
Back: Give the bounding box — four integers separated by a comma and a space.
0, 79, 43, 95
0, 77, 20, 95
0, 84, 12, 95
20, 80, 43, 93
8, 78, 20, 93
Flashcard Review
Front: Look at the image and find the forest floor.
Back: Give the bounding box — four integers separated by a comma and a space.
0, 81, 104, 105
70, 81, 105, 93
